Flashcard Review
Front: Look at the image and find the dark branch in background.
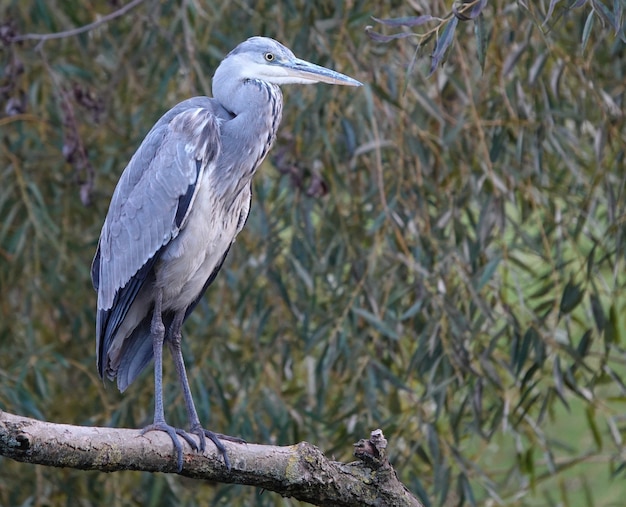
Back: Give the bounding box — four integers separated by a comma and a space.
0, 411, 423, 507
9, 0, 146, 46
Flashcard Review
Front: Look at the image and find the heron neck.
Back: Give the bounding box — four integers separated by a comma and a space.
212, 78, 284, 199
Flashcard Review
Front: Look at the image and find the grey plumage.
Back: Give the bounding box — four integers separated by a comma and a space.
92, 36, 361, 472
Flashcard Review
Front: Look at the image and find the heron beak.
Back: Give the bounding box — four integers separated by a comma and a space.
284, 58, 362, 87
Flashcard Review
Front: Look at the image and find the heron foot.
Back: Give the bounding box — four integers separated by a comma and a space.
141, 421, 198, 472
189, 424, 245, 471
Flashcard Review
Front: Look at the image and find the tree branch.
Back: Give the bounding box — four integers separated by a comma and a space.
0, 411, 422, 507
10, 0, 146, 43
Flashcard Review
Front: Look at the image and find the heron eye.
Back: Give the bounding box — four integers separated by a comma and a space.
264, 52, 275, 62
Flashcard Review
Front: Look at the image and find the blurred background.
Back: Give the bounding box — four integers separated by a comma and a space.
1, 0, 625, 505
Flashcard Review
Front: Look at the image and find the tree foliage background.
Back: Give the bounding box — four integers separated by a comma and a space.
1, 0, 625, 505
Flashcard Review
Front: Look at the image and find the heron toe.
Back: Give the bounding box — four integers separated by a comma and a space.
189, 425, 245, 471
141, 420, 198, 472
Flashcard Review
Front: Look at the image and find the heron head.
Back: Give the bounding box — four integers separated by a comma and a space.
221, 36, 362, 87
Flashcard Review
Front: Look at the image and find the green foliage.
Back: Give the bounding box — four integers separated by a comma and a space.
1, 0, 625, 505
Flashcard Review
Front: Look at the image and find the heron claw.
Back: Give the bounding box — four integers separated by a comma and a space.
189, 425, 244, 471
141, 421, 197, 472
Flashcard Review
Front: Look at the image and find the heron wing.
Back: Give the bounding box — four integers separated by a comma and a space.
92, 100, 222, 377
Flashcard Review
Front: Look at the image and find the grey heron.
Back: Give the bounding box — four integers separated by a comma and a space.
91, 36, 361, 472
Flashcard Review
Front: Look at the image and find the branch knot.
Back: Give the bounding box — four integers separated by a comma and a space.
353, 428, 389, 470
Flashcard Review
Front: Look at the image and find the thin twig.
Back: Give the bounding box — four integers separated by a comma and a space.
11, 0, 146, 43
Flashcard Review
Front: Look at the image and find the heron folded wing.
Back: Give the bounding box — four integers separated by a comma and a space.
93, 102, 223, 379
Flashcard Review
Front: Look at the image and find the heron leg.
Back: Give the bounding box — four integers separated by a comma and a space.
140, 288, 197, 472
167, 311, 240, 471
